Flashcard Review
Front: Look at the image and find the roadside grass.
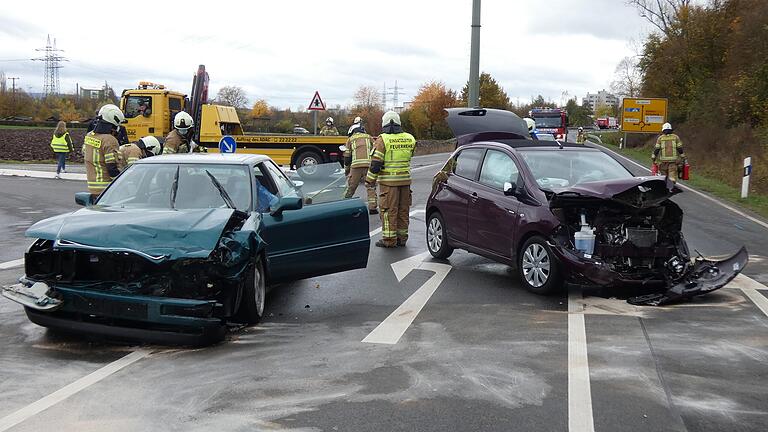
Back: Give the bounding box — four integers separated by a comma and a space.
0, 125, 53, 130
601, 141, 768, 220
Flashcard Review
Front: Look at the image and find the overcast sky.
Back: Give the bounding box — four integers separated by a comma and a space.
0, 0, 650, 110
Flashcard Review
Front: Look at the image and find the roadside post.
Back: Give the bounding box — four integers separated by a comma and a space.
741, 157, 752, 199
218, 135, 237, 154
308, 91, 325, 135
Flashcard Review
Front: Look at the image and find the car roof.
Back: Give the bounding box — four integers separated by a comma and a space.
135, 153, 271, 165
462, 139, 599, 151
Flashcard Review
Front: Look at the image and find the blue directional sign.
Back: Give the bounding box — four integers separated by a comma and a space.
625, 107, 640, 112
218, 135, 237, 153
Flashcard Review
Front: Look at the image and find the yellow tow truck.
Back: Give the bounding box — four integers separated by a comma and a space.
119, 65, 346, 171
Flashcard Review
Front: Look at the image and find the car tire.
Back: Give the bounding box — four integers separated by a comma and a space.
296, 150, 325, 179
518, 235, 562, 295
235, 259, 266, 325
426, 212, 453, 259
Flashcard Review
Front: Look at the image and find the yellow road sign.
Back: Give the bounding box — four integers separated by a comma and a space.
620, 98, 668, 133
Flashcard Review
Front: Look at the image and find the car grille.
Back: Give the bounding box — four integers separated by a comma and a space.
69, 296, 148, 320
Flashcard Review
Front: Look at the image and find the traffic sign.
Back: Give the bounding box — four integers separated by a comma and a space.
218, 135, 237, 153
308, 91, 326, 111
621, 98, 668, 133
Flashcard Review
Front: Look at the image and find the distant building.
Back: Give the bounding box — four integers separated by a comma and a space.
79, 87, 106, 100
582, 90, 619, 111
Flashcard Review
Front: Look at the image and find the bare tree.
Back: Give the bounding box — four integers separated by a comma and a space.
216, 86, 248, 109
611, 56, 643, 98
627, 0, 692, 36
353, 85, 382, 108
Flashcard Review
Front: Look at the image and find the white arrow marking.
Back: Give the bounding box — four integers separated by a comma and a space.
362, 252, 451, 345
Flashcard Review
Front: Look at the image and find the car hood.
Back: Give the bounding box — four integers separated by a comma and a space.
549, 177, 681, 209
26, 207, 238, 261
445, 108, 530, 142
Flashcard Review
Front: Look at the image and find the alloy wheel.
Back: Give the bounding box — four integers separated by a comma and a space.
522, 243, 551, 288
428, 217, 443, 252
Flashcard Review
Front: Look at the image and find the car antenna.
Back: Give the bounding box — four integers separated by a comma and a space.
556, 140, 563, 149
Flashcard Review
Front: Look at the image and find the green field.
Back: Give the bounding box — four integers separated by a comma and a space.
600, 141, 768, 220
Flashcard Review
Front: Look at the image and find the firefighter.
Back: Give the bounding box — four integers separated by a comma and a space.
524, 117, 537, 139
83, 104, 125, 198
319, 117, 339, 136
652, 122, 685, 182
366, 111, 417, 248
163, 111, 194, 154
576, 126, 586, 144
344, 120, 378, 214
118, 135, 160, 171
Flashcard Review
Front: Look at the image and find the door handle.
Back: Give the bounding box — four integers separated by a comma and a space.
352, 209, 364, 218
470, 192, 478, 202
505, 207, 516, 215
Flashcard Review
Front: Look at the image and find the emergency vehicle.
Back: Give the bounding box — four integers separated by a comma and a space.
529, 108, 568, 140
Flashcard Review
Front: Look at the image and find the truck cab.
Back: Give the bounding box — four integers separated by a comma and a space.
120, 82, 187, 142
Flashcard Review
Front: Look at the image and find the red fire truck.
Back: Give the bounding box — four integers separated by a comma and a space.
530, 108, 568, 140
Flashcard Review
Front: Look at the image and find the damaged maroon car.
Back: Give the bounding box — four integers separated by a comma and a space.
424, 108, 747, 305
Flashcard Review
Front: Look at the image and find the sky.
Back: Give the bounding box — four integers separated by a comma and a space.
0, 0, 650, 110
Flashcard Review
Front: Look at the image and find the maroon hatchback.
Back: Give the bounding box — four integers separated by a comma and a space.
425, 108, 747, 306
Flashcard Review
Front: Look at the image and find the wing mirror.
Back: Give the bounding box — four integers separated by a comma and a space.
270, 196, 303, 217
75, 192, 95, 206
292, 180, 304, 190
503, 181, 517, 196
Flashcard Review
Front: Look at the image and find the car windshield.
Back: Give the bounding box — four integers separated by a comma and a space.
533, 116, 562, 128
518, 149, 633, 188
98, 163, 252, 211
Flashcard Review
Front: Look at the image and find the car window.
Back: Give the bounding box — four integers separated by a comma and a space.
123, 96, 152, 119
478, 150, 520, 190
518, 149, 633, 188
261, 161, 295, 197
454, 148, 485, 180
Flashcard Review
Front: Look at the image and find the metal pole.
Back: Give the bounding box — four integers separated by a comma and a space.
468, 0, 481, 108
741, 156, 752, 199
313, 111, 317, 135
9, 77, 19, 116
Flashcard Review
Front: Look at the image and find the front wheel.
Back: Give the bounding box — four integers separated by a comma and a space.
235, 259, 266, 324
518, 236, 562, 295
426, 212, 453, 259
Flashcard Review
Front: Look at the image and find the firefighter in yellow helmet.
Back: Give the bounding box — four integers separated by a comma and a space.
576, 126, 586, 144
366, 111, 417, 248
652, 122, 685, 182
83, 104, 125, 198
319, 117, 339, 136
118, 136, 160, 171
344, 118, 378, 214
163, 111, 194, 154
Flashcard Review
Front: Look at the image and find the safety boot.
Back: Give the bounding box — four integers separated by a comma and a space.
375, 239, 396, 248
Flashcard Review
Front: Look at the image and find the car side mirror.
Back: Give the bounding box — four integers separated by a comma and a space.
270, 196, 303, 216
292, 180, 304, 190
75, 192, 95, 206
503, 181, 517, 196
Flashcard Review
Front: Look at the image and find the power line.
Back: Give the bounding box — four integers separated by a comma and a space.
32, 34, 68, 96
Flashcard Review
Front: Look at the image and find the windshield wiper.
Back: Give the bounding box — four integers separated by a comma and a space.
205, 170, 235, 209
170, 165, 180, 209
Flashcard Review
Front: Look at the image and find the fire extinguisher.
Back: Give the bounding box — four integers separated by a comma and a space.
681, 161, 690, 180
651, 163, 659, 176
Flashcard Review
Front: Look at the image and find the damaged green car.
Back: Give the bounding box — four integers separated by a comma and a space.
1, 154, 370, 345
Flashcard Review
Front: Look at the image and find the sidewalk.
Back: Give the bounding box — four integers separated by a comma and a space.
0, 163, 86, 174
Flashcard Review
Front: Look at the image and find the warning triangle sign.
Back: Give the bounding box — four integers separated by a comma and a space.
307, 91, 326, 111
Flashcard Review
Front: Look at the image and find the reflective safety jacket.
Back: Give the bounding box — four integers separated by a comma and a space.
366, 132, 417, 186
576, 132, 586, 144
118, 143, 144, 170
50, 132, 72, 153
655, 133, 683, 162
163, 129, 189, 154
319, 125, 339, 136
345, 132, 374, 168
83, 132, 119, 194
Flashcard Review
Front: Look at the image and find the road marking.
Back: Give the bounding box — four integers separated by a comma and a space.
0, 169, 86, 181
0, 349, 151, 431
742, 288, 768, 318
568, 291, 596, 432
596, 144, 768, 231
728, 273, 768, 291
0, 258, 24, 270
363, 252, 451, 344
412, 162, 443, 173
368, 209, 425, 237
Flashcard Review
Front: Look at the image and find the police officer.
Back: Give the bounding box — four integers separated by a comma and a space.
163, 111, 194, 154
366, 111, 416, 248
652, 122, 685, 182
344, 119, 378, 214
83, 104, 125, 198
118, 135, 160, 171
319, 117, 339, 136
576, 126, 586, 144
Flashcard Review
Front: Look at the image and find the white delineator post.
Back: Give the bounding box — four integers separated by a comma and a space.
741, 157, 752, 199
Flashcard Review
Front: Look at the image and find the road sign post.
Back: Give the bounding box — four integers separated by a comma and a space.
218, 135, 237, 154
741, 157, 752, 199
307, 91, 326, 135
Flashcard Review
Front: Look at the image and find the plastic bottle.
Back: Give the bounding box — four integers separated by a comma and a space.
574, 214, 596, 255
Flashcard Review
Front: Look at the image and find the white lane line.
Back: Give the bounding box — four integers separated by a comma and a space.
412, 162, 443, 173
596, 144, 768, 231
0, 349, 151, 431
568, 291, 596, 432
0, 169, 86, 181
728, 273, 768, 291
742, 288, 768, 318
368, 209, 425, 237
363, 256, 451, 345
0, 258, 24, 270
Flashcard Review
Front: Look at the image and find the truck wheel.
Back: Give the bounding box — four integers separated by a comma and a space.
296, 150, 324, 179
234, 259, 266, 325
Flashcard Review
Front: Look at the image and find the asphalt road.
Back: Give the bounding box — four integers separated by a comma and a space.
1, 149, 767, 432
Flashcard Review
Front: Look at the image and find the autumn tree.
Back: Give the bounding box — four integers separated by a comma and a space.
216, 86, 248, 109
352, 85, 384, 135
406, 81, 458, 139
250, 99, 271, 119
611, 56, 642, 98
459, 72, 510, 109
627, 0, 692, 37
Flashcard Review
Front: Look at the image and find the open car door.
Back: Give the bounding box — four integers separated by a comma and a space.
257, 161, 370, 283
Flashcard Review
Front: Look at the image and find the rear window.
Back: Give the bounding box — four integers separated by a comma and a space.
454, 148, 484, 179
518, 149, 633, 188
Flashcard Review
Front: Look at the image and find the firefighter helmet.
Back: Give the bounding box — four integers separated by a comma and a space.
98, 104, 126, 127
353, 116, 362, 124
524, 117, 536, 132
578, 126, 584, 131
381, 111, 401, 127
138, 136, 161, 156
325, 117, 334, 125
662, 122, 672, 132
174, 112, 194, 136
